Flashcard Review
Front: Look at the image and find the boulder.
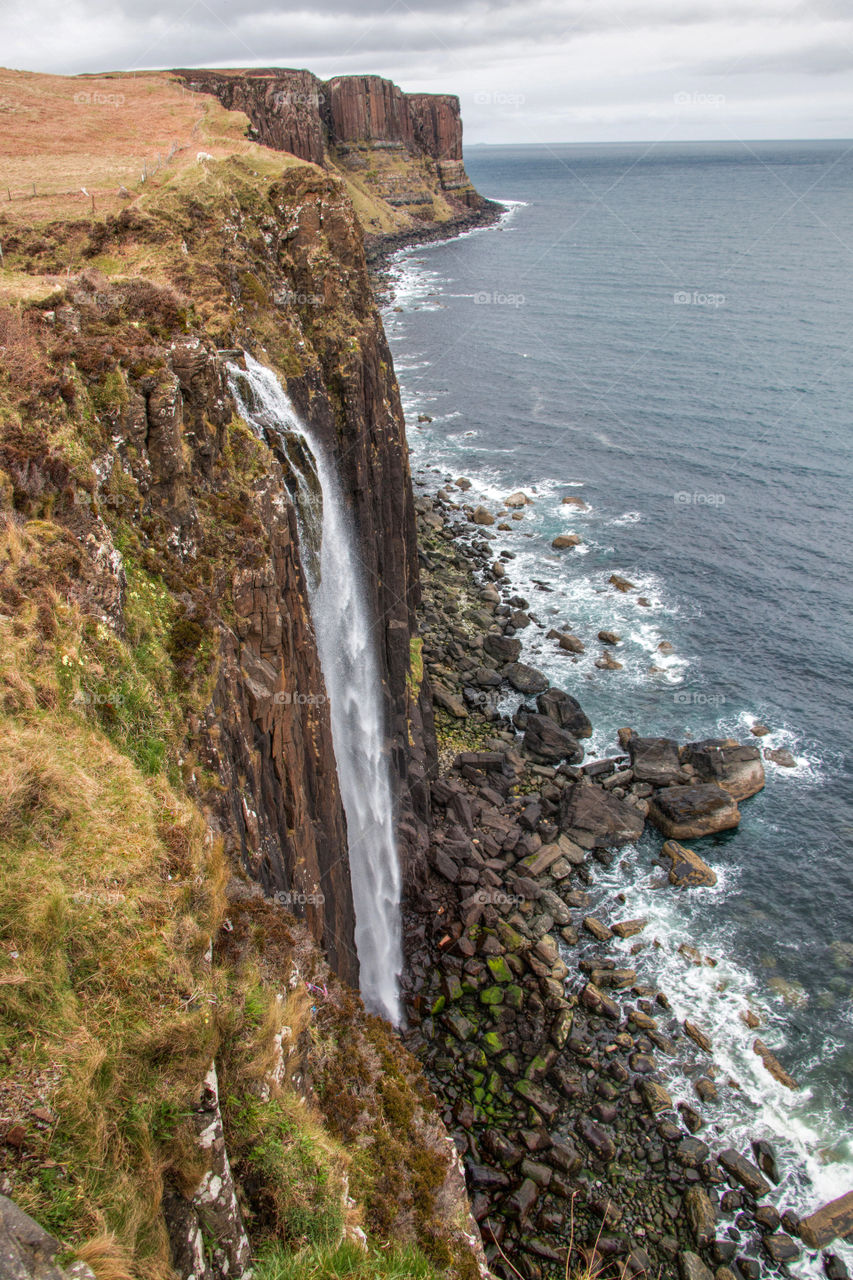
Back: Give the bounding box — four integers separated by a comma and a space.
628, 736, 689, 787
505, 491, 532, 508
598, 629, 621, 644
562, 495, 589, 509
552, 533, 582, 549
0, 1196, 95, 1280
595, 650, 623, 670
484, 632, 522, 663
679, 1252, 714, 1280
766, 747, 797, 767
718, 1148, 771, 1197
681, 739, 765, 801
560, 785, 645, 847
753, 1039, 799, 1090
661, 840, 718, 888
763, 1235, 800, 1265
536, 688, 592, 739
648, 784, 740, 839
432, 684, 468, 718
504, 662, 549, 695
523, 713, 583, 764
473, 506, 495, 525
556, 632, 585, 654
685, 1185, 717, 1247
799, 1193, 853, 1248
609, 574, 636, 592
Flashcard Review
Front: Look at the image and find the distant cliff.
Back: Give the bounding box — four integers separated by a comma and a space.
175, 68, 496, 247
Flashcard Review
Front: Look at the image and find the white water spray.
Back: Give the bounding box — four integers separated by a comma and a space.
228, 354, 402, 1024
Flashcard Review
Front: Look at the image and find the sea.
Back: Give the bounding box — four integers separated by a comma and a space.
380, 140, 853, 1267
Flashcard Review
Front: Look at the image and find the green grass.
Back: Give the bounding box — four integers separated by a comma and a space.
253, 1240, 445, 1280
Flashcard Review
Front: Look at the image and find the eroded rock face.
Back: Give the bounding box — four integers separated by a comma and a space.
175, 68, 327, 165
680, 739, 765, 801
648, 783, 741, 839
560, 783, 645, 847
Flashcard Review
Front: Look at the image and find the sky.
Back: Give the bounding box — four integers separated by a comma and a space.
4, 0, 853, 143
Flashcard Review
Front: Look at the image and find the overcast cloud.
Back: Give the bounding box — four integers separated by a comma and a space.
3, 0, 853, 142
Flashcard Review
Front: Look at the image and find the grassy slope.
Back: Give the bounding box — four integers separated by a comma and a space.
0, 68, 481, 1280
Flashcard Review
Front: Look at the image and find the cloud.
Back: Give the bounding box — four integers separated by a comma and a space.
4, 0, 853, 141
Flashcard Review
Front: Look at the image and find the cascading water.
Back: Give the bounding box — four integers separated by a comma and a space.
228, 354, 402, 1024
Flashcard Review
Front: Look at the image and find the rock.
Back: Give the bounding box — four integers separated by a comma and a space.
514, 1079, 558, 1121
755, 1206, 781, 1232
432, 684, 468, 718
456, 476, 472, 490
648, 785, 740, 840
628, 736, 689, 787
580, 982, 621, 1021
681, 740, 765, 801
763, 1234, 800, 1264
679, 1251, 715, 1280
491, 560, 505, 579
609, 574, 636, 592
560, 785, 645, 847
583, 916, 613, 942
0, 1196, 96, 1280
552, 533, 582, 549
765, 747, 797, 767
505, 491, 532, 508
556, 632, 585, 654
660, 839, 718, 888
685, 1185, 717, 1246
753, 1039, 799, 1090
740, 1008, 761, 1029
684, 1020, 712, 1051
595, 650, 623, 670
504, 663, 549, 695
612, 918, 648, 939
505, 1178, 540, 1222
640, 1080, 673, 1114
799, 1191, 853, 1248
484, 633, 522, 663
536, 688, 592, 739
523, 714, 583, 764
575, 1116, 616, 1162
562, 495, 589, 509
752, 1139, 780, 1184
751, 723, 770, 736
473, 506, 495, 525
678, 1138, 711, 1168
718, 1148, 771, 1198
598, 630, 621, 644
824, 1254, 850, 1280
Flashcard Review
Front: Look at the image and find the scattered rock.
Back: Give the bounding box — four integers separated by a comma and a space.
556, 632, 585, 654
505, 491, 532, 508
472, 506, 495, 525
561, 496, 588, 509
765, 748, 797, 767
753, 1039, 799, 1090
661, 840, 718, 888
598, 629, 621, 644
503, 662, 549, 695
718, 1148, 771, 1197
609, 574, 636, 592
751, 723, 770, 736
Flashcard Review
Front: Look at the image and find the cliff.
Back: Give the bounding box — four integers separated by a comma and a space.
174, 68, 493, 243
0, 67, 478, 1280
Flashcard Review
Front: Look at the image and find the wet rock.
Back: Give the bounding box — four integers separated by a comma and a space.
536, 688, 593, 739
684, 1020, 713, 1051
575, 1116, 616, 1162
679, 1250, 715, 1280
432, 684, 468, 718
649, 785, 740, 840
799, 1191, 853, 1248
755, 1206, 781, 1232
483, 633, 522, 663
765, 748, 797, 767
505, 491, 532, 508
562, 495, 588, 509
678, 1138, 711, 1169
467, 1162, 511, 1191
753, 1039, 799, 1090
661, 840, 718, 888
523, 714, 583, 764
609, 574, 636, 592
552, 533, 582, 549
824, 1254, 850, 1280
514, 1079, 558, 1122
718, 1149, 771, 1198
580, 982, 621, 1021
505, 1177, 540, 1223
750, 1141, 779, 1186
685, 1185, 717, 1246
560, 785, 645, 848
583, 916, 614, 942
598, 629, 622, 644
473, 506, 495, 525
640, 1081, 673, 1114
681, 740, 765, 801
504, 663, 549, 695
595, 650, 623, 670
556, 632, 585, 653
629, 737, 689, 787
763, 1234, 800, 1264
612, 918, 648, 939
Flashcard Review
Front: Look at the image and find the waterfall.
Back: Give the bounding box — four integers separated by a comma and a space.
228, 354, 403, 1024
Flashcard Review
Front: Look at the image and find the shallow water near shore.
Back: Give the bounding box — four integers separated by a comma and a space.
382, 141, 853, 1265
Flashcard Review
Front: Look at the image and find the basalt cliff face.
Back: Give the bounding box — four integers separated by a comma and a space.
176, 67, 489, 240
0, 68, 486, 1280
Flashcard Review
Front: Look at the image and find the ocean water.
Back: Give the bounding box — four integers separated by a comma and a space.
381, 142, 853, 1257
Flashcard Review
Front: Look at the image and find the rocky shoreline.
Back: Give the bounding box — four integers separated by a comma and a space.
365, 197, 507, 269
399, 482, 852, 1280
